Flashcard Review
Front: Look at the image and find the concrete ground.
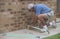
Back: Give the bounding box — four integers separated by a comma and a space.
0, 18, 60, 39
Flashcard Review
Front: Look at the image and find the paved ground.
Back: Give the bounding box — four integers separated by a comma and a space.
0, 18, 60, 39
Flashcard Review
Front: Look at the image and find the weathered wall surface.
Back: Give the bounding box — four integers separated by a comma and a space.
0, 0, 56, 32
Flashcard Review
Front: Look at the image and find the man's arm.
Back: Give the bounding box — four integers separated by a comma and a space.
31, 15, 38, 26
34, 6, 42, 15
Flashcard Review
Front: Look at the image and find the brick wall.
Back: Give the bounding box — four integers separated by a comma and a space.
0, 0, 56, 32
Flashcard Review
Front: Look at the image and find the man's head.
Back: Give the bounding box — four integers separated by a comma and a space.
28, 3, 34, 12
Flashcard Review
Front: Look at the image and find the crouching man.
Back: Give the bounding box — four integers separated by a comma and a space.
27, 3, 55, 32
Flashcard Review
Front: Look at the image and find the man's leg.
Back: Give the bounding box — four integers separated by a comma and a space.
38, 14, 48, 32
46, 11, 56, 28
